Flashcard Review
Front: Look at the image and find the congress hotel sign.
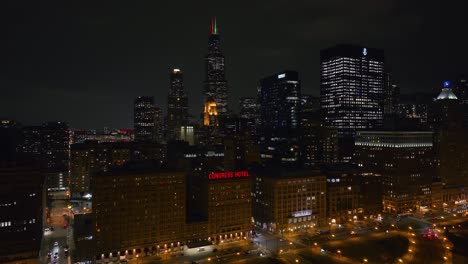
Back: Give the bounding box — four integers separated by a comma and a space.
208, 170, 249, 180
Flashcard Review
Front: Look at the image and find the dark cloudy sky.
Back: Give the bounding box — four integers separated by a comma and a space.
2, 1, 468, 129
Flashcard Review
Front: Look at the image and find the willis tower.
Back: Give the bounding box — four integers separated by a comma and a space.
204, 17, 228, 118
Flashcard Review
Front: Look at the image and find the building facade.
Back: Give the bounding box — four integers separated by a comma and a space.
0, 167, 45, 263
206, 170, 251, 243
320, 44, 385, 161
70, 141, 131, 196
384, 72, 399, 116
257, 71, 301, 166
355, 131, 433, 213
239, 97, 258, 135
93, 167, 187, 258
203, 18, 228, 118
431, 82, 468, 190
42, 122, 70, 191
324, 169, 360, 224
166, 69, 188, 141
253, 170, 327, 234
134, 96, 160, 143
93, 166, 252, 260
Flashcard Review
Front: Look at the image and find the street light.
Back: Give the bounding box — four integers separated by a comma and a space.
363, 258, 368, 263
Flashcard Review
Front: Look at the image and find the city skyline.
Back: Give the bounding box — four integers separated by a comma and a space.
2, 2, 468, 263
3, 1, 468, 129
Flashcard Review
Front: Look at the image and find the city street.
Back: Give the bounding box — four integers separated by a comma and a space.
39, 193, 74, 264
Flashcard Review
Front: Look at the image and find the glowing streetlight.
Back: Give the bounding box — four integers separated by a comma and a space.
363, 258, 368, 263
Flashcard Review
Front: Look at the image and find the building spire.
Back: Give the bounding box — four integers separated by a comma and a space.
211, 17, 218, 35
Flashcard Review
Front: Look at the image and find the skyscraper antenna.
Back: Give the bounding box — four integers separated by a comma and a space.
211, 17, 218, 35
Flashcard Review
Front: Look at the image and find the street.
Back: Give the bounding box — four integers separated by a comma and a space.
39, 192, 74, 264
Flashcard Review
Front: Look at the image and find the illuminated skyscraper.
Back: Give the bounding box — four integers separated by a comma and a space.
320, 44, 385, 161
167, 69, 188, 140
134, 96, 160, 142
258, 71, 301, 166
203, 97, 219, 127
204, 17, 228, 117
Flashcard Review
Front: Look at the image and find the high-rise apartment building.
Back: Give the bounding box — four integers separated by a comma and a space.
203, 18, 228, 118
167, 69, 188, 141
320, 44, 385, 161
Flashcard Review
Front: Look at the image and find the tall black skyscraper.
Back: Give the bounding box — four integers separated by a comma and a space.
204, 17, 228, 117
320, 44, 385, 161
258, 71, 301, 166
134, 96, 160, 142
42, 121, 70, 172
454, 75, 468, 105
384, 72, 399, 116
166, 69, 188, 140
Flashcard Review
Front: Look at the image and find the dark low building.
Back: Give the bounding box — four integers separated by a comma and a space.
0, 166, 45, 263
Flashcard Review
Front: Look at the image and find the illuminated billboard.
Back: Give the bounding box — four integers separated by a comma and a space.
208, 170, 249, 180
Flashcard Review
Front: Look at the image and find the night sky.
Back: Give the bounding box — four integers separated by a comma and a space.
3, 1, 468, 129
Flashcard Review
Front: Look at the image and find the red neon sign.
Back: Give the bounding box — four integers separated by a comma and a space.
208, 170, 249, 180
